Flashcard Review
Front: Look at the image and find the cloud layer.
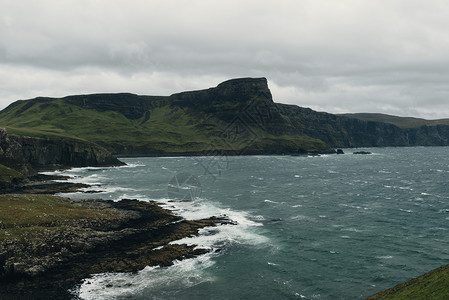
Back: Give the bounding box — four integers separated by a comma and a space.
2, 0, 449, 118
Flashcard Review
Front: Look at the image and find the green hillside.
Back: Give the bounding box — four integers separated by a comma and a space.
1, 99, 213, 152
366, 263, 449, 299
341, 113, 449, 129
0, 78, 330, 155
3, 77, 449, 155
0, 164, 25, 186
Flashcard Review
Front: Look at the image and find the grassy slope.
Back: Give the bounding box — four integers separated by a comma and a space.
0, 98, 329, 154
0, 100, 212, 150
366, 264, 449, 299
0, 164, 25, 184
0, 194, 119, 241
341, 113, 449, 129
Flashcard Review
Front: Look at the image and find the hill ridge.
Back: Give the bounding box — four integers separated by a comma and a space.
1, 77, 449, 156
340, 113, 449, 129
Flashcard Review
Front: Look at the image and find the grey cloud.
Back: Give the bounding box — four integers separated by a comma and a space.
1, 0, 449, 118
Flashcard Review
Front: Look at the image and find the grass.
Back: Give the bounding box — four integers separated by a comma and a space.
0, 164, 25, 184
0, 194, 119, 240
0, 94, 332, 154
0, 100, 210, 149
366, 264, 449, 299
341, 113, 449, 129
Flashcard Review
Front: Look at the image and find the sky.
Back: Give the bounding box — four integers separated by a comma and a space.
1, 0, 449, 119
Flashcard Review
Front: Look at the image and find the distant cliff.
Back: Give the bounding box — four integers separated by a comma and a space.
1, 77, 449, 158
278, 104, 449, 147
0, 128, 123, 170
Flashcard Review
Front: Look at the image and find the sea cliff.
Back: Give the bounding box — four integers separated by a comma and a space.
0, 128, 123, 170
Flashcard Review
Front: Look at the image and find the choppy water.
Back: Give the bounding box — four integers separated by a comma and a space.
46, 147, 449, 299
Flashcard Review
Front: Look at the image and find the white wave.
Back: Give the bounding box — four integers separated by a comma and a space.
117, 163, 145, 168
60, 173, 108, 185
155, 197, 269, 251
291, 215, 316, 222
376, 255, 394, 259
80, 185, 136, 194
171, 220, 268, 250
74, 252, 217, 300
40, 170, 77, 178
339, 203, 367, 210
341, 227, 365, 233
251, 215, 266, 221
264, 199, 278, 204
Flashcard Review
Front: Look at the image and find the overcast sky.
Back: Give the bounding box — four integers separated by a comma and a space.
1, 0, 449, 119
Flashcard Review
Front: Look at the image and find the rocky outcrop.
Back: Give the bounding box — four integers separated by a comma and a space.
0, 197, 232, 299
0, 128, 123, 169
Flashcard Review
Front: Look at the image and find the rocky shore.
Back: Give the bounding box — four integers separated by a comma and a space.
0, 175, 232, 299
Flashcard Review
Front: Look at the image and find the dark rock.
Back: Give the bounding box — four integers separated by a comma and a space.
336, 149, 345, 154
0, 128, 123, 169
353, 151, 372, 155
0, 198, 233, 299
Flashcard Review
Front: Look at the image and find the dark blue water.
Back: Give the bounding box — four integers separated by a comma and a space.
47, 147, 449, 299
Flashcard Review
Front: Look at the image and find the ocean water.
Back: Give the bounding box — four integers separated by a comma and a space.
46, 147, 449, 299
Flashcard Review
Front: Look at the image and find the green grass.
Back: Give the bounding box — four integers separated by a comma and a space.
0, 164, 25, 184
0, 95, 332, 154
366, 264, 449, 299
0, 100, 210, 149
0, 194, 119, 240
341, 113, 449, 129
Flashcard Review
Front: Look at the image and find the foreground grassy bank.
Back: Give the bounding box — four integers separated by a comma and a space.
366, 264, 449, 299
0, 194, 120, 241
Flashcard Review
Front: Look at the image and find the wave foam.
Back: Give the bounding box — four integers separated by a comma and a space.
74, 253, 216, 300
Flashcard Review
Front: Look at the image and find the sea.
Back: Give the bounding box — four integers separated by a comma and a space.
44, 147, 449, 299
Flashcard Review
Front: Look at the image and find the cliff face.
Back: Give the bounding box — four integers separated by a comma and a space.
278, 104, 449, 148
0, 128, 123, 169
404, 125, 449, 146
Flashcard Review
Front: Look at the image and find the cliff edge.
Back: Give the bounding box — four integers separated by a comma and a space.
0, 128, 123, 170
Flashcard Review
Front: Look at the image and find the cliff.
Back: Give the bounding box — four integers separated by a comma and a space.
0, 128, 123, 170
1, 77, 449, 156
278, 104, 449, 147
0, 78, 331, 156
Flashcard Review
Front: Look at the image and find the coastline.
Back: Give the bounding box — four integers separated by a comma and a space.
0, 170, 232, 299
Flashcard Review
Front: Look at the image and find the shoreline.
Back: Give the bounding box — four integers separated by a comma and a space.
0, 171, 232, 299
